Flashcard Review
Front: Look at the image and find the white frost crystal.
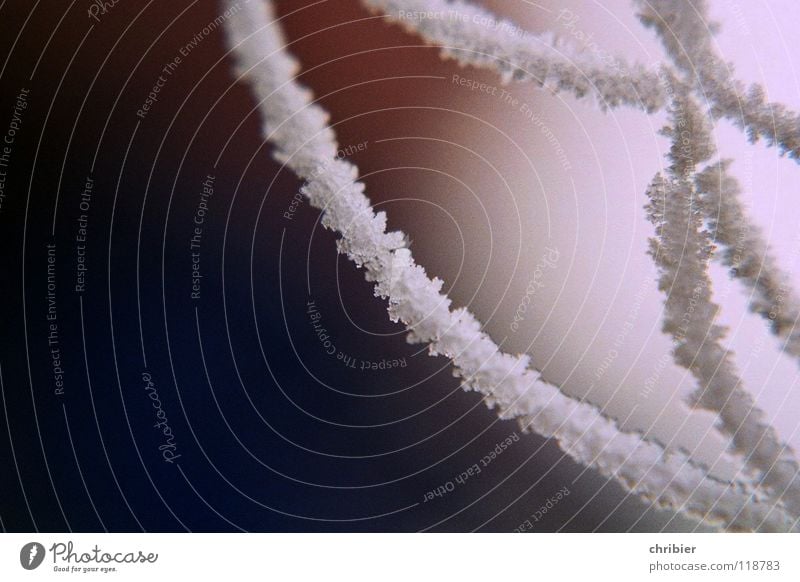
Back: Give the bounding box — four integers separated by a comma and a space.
223, 0, 799, 531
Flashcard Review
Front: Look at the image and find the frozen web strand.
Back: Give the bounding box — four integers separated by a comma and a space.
360, 0, 665, 112
695, 161, 800, 364
635, 0, 800, 160
223, 0, 797, 531
645, 80, 800, 518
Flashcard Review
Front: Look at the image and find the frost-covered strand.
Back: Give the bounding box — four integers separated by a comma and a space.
695, 161, 800, 363
223, 0, 797, 531
361, 0, 665, 112
645, 86, 800, 517
645, 174, 800, 515
635, 0, 800, 160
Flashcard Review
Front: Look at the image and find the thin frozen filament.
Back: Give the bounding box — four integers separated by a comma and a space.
361, 0, 665, 112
